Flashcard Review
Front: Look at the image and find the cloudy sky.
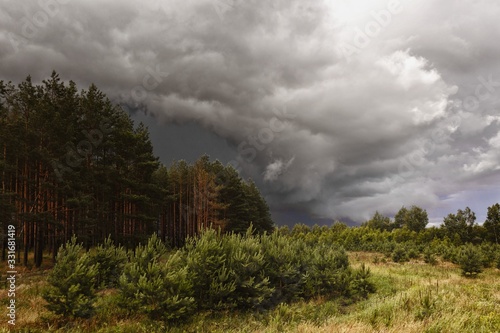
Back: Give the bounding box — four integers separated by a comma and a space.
1, 0, 500, 226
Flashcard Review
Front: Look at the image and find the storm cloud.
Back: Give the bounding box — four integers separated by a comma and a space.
1, 0, 499, 225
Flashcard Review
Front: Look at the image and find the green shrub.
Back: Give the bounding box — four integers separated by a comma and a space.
118, 239, 194, 321
443, 247, 458, 263
222, 230, 273, 309
261, 231, 308, 304
458, 244, 483, 277
423, 248, 437, 265
131, 233, 167, 270
43, 236, 98, 318
406, 245, 420, 260
185, 228, 235, 310
89, 236, 128, 289
392, 245, 409, 263
378, 241, 396, 257
302, 245, 350, 298
479, 243, 497, 268
186, 227, 272, 310
350, 263, 376, 298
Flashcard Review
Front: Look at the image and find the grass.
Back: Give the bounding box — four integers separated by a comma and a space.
1, 251, 499, 332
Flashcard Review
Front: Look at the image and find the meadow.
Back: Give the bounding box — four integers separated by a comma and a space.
2, 249, 499, 333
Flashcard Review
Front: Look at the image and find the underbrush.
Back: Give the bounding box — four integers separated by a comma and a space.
2, 245, 499, 332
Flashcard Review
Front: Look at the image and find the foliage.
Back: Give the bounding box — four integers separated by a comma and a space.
42, 236, 98, 318
302, 244, 350, 298
221, 230, 273, 309
88, 236, 128, 289
415, 288, 438, 320
130, 233, 167, 270
185, 227, 273, 310
1, 73, 162, 265
442, 207, 476, 243
423, 247, 437, 265
118, 250, 195, 321
392, 245, 409, 263
0, 74, 275, 265
112, 227, 368, 321
363, 211, 392, 231
260, 231, 308, 304
184, 228, 235, 309
350, 263, 376, 298
478, 243, 497, 268
458, 244, 483, 277
484, 203, 500, 244
9, 248, 500, 333
396, 205, 429, 232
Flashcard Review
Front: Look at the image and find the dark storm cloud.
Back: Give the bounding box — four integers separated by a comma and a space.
1, 0, 499, 223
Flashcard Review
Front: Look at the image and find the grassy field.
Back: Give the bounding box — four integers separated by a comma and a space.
1, 252, 499, 333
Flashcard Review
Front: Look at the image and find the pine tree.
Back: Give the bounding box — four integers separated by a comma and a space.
118, 237, 195, 321
88, 236, 127, 289
43, 236, 98, 318
216, 165, 250, 234
243, 180, 274, 234
458, 243, 483, 277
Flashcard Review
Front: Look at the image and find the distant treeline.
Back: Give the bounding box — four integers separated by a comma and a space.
0, 72, 273, 267
281, 203, 500, 247
279, 208, 500, 276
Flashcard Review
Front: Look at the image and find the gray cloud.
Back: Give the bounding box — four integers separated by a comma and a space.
1, 0, 499, 224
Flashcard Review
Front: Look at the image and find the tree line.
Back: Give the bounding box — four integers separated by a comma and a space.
281, 205, 500, 276
360, 204, 500, 244
0, 72, 274, 267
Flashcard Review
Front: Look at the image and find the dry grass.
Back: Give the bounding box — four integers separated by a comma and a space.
286, 252, 500, 333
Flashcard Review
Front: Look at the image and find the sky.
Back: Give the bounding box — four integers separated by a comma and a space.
1, 0, 500, 226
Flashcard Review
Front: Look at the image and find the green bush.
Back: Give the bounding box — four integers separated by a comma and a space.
118, 238, 194, 321
302, 245, 350, 298
43, 236, 99, 318
185, 228, 235, 310
380, 241, 396, 257
392, 245, 409, 263
261, 232, 309, 304
185, 227, 272, 310
458, 244, 483, 277
442, 245, 459, 263
406, 245, 420, 260
130, 233, 167, 270
222, 230, 273, 309
479, 243, 497, 268
89, 236, 128, 289
350, 263, 376, 298
40, 226, 383, 323
423, 248, 437, 265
